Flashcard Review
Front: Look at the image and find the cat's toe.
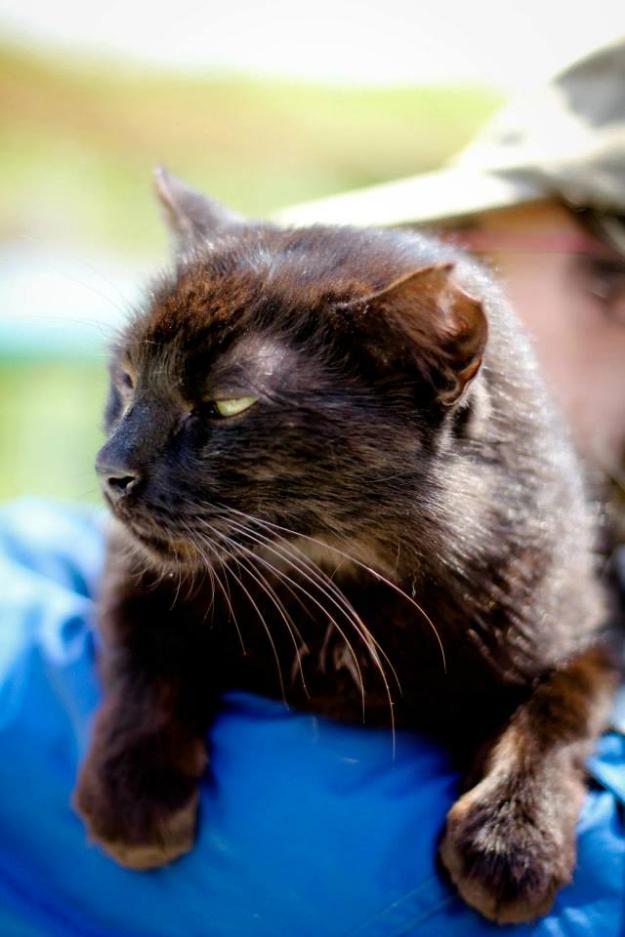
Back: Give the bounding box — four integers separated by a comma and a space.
73, 771, 199, 870
439, 784, 576, 924
94, 793, 199, 870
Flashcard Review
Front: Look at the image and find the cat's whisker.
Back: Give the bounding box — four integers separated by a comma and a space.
222, 506, 404, 696
231, 557, 311, 698
194, 517, 311, 697
220, 512, 389, 727
189, 505, 369, 711
234, 519, 400, 754
195, 522, 289, 705
216, 521, 367, 713
177, 518, 215, 610
230, 521, 374, 707
135, 484, 407, 739
222, 515, 369, 722
167, 554, 186, 612
228, 505, 447, 675
179, 501, 231, 609
188, 524, 247, 655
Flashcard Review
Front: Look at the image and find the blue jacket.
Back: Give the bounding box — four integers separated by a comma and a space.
0, 500, 623, 937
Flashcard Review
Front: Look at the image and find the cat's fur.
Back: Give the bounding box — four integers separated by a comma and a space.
74, 168, 617, 923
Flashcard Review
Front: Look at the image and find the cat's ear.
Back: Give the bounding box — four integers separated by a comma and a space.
153, 166, 242, 253
347, 264, 488, 405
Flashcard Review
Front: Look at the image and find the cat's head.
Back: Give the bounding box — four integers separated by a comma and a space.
96, 169, 487, 574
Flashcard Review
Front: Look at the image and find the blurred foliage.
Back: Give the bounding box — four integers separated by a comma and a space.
0, 41, 501, 253
0, 41, 501, 502
0, 361, 107, 502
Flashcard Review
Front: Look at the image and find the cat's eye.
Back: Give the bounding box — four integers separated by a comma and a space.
212, 396, 257, 418
118, 369, 134, 391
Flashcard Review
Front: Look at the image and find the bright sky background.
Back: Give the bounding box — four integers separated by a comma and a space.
0, 0, 624, 89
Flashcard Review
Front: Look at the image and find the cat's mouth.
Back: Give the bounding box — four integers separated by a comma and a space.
103, 496, 195, 565
125, 521, 196, 565
107, 490, 359, 578
113, 503, 252, 570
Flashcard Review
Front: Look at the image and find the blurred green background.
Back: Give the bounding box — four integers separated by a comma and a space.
0, 39, 501, 503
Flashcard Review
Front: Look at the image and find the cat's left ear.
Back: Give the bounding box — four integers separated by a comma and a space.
154, 166, 242, 253
346, 263, 488, 406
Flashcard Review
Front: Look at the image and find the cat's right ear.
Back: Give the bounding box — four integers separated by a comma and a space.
153, 166, 242, 253
341, 264, 488, 406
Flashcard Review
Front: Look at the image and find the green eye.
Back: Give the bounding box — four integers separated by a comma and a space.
213, 396, 257, 417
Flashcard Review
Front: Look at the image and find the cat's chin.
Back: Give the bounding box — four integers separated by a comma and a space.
123, 523, 200, 571
117, 515, 254, 576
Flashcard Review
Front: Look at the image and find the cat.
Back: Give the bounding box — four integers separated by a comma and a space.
74, 167, 617, 924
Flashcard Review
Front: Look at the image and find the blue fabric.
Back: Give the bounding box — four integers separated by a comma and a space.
0, 499, 624, 937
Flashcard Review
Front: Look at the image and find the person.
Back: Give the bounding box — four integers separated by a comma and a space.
1, 41, 625, 937
281, 35, 625, 620
280, 40, 625, 488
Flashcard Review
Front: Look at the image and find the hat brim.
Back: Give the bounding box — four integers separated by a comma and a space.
274, 167, 546, 228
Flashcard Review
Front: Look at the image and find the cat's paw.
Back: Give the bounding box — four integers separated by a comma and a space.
73, 759, 201, 870
439, 778, 580, 924
76, 786, 199, 870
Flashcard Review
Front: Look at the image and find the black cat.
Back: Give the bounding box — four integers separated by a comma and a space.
74, 168, 616, 924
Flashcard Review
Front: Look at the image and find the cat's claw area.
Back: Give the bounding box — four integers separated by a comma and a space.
439, 784, 576, 924
97, 795, 198, 870
73, 780, 199, 870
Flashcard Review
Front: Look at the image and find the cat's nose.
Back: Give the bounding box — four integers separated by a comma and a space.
96, 461, 142, 503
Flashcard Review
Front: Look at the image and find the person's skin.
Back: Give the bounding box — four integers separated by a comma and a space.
467, 200, 625, 478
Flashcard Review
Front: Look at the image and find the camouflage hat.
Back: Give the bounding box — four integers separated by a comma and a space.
277, 39, 625, 253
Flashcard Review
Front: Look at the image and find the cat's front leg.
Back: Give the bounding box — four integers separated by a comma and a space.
74, 541, 217, 869
439, 646, 616, 924
74, 680, 208, 869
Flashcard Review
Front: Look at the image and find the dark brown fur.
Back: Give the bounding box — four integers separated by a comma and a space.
74, 170, 617, 923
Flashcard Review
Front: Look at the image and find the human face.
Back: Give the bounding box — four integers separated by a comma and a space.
473, 201, 625, 475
